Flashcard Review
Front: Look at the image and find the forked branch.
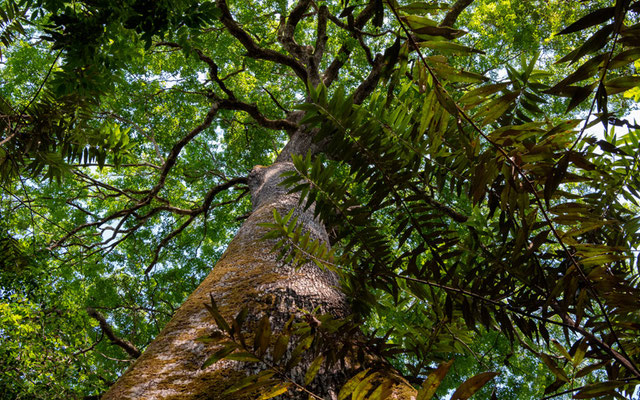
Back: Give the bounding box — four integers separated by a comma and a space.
216, 0, 308, 82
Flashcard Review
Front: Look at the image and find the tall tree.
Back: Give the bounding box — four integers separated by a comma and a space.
1, 0, 639, 399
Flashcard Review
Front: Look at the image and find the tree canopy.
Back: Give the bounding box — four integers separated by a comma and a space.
1, 0, 639, 399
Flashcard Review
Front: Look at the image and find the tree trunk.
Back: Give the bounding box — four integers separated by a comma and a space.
102, 161, 350, 399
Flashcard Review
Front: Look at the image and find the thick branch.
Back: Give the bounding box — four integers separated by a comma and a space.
440, 0, 474, 27
195, 49, 236, 99
216, 0, 308, 82
152, 103, 220, 198
313, 5, 329, 66
279, 0, 313, 59
86, 307, 141, 358
322, 2, 376, 87
158, 42, 296, 133
217, 98, 298, 133
352, 54, 386, 104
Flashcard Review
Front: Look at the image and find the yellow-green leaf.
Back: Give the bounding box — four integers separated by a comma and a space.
417, 360, 454, 400
572, 339, 589, 367
258, 382, 292, 400
304, 355, 325, 386
338, 369, 371, 400
201, 343, 238, 369
551, 339, 573, 362
450, 372, 498, 400
353, 372, 379, 400
225, 351, 261, 362
540, 354, 569, 382
573, 381, 626, 399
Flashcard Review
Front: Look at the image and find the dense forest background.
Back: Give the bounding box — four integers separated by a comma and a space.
1, 0, 639, 398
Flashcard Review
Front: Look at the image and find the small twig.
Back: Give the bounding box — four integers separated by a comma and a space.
144, 176, 248, 274
566, 12, 624, 154
263, 87, 290, 113
20, 50, 62, 115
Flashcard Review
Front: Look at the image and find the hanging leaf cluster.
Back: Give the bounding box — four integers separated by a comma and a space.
198, 295, 498, 399
263, 1, 640, 397
547, 0, 640, 119
0, 90, 135, 182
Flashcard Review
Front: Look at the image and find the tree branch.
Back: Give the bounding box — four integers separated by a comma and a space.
195, 49, 236, 99
216, 0, 308, 82
217, 98, 298, 133
278, 0, 313, 60
158, 43, 296, 133
439, 0, 474, 27
50, 103, 220, 250
144, 177, 248, 274
353, 54, 386, 104
322, 2, 376, 87
313, 5, 329, 67
263, 87, 290, 113
86, 307, 141, 358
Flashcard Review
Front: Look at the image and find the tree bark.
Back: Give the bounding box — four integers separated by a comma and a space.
102, 161, 350, 399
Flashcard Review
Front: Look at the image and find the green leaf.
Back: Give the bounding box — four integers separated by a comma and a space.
272, 334, 290, 363
576, 360, 610, 378
459, 83, 510, 105
304, 355, 324, 385
225, 351, 260, 362
413, 25, 467, 40
557, 24, 613, 64
201, 343, 238, 369
557, 7, 614, 35
417, 360, 453, 400
204, 294, 231, 334
609, 48, 640, 69
353, 371, 379, 400
604, 76, 640, 95
417, 41, 484, 55
433, 85, 458, 116
257, 382, 292, 399
450, 372, 498, 400
551, 339, 573, 362
338, 369, 371, 400
544, 156, 569, 208
254, 315, 272, 357
540, 354, 570, 382
221, 370, 277, 396
573, 381, 626, 399
552, 54, 606, 89
566, 84, 597, 112
477, 91, 519, 126
401, 15, 438, 29
572, 339, 589, 367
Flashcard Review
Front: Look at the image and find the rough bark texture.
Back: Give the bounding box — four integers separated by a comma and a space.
102, 162, 349, 399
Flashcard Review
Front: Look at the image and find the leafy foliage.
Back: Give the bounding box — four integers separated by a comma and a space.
198, 296, 497, 399
256, 1, 640, 398
1, 0, 640, 398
